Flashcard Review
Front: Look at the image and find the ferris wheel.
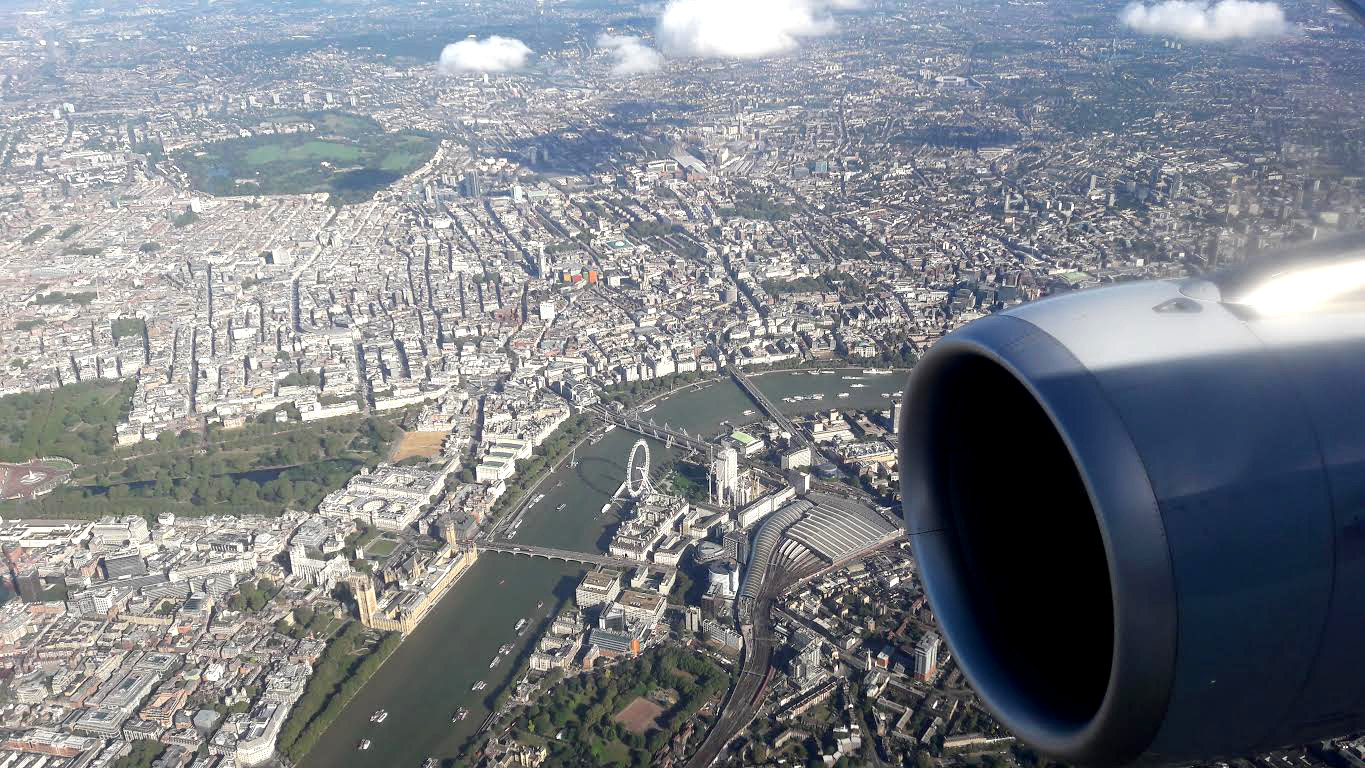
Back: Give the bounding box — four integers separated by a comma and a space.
626, 439, 652, 499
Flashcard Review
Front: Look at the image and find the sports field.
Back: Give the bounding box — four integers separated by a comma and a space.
389, 431, 447, 462
612, 697, 664, 734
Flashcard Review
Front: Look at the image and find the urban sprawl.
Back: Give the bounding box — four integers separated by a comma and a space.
1, 0, 1363, 767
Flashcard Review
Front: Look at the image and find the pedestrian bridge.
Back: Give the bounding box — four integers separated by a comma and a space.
478, 540, 674, 573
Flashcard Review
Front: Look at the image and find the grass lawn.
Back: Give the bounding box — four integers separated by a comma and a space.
596, 738, 631, 766
177, 112, 437, 202
366, 538, 399, 558
379, 148, 426, 171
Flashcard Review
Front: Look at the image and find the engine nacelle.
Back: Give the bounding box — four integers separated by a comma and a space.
900, 247, 1365, 765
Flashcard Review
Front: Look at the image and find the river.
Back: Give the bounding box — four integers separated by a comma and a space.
301, 368, 908, 767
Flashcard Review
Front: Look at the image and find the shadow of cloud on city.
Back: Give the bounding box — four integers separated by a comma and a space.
487, 100, 700, 177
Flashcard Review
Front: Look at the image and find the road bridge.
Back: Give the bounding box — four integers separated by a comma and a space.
478, 540, 675, 573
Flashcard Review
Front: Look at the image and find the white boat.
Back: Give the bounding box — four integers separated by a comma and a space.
452, 708, 469, 722
472, 680, 486, 691
531, 493, 545, 504
359, 740, 371, 751
604, 424, 616, 433
812, 393, 825, 399
556, 503, 566, 511
490, 656, 500, 669
742, 409, 755, 416
370, 709, 388, 723
837, 393, 850, 399
499, 643, 513, 655
641, 403, 657, 413
515, 618, 529, 633
600, 503, 611, 514
850, 383, 865, 389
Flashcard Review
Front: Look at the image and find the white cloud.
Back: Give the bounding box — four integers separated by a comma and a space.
1120, 0, 1298, 41
436, 35, 533, 74
597, 34, 664, 75
656, 0, 842, 59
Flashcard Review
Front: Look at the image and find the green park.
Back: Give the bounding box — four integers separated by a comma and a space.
175, 112, 439, 203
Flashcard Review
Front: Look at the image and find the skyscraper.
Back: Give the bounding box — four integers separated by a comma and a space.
463, 171, 482, 198
710, 447, 739, 506
914, 632, 941, 682
535, 243, 548, 279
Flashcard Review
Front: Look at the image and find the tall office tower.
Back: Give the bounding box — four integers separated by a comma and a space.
711, 448, 739, 506
723, 529, 749, 564
914, 632, 942, 682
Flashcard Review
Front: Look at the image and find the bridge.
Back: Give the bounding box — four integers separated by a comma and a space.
728, 367, 807, 448
586, 404, 716, 458
478, 539, 675, 573
729, 367, 850, 476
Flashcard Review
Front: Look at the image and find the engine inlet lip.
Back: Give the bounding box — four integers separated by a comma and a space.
900, 314, 1179, 766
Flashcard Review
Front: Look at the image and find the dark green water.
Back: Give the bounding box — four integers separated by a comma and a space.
303, 368, 908, 766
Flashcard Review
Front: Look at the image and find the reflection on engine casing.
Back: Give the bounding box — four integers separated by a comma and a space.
899, 244, 1365, 765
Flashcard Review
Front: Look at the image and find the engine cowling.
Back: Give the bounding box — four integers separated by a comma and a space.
900, 246, 1365, 765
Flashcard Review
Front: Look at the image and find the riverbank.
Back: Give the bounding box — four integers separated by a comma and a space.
301, 368, 911, 766
298, 557, 584, 768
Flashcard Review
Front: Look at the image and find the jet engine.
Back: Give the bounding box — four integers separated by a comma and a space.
900, 236, 1365, 765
